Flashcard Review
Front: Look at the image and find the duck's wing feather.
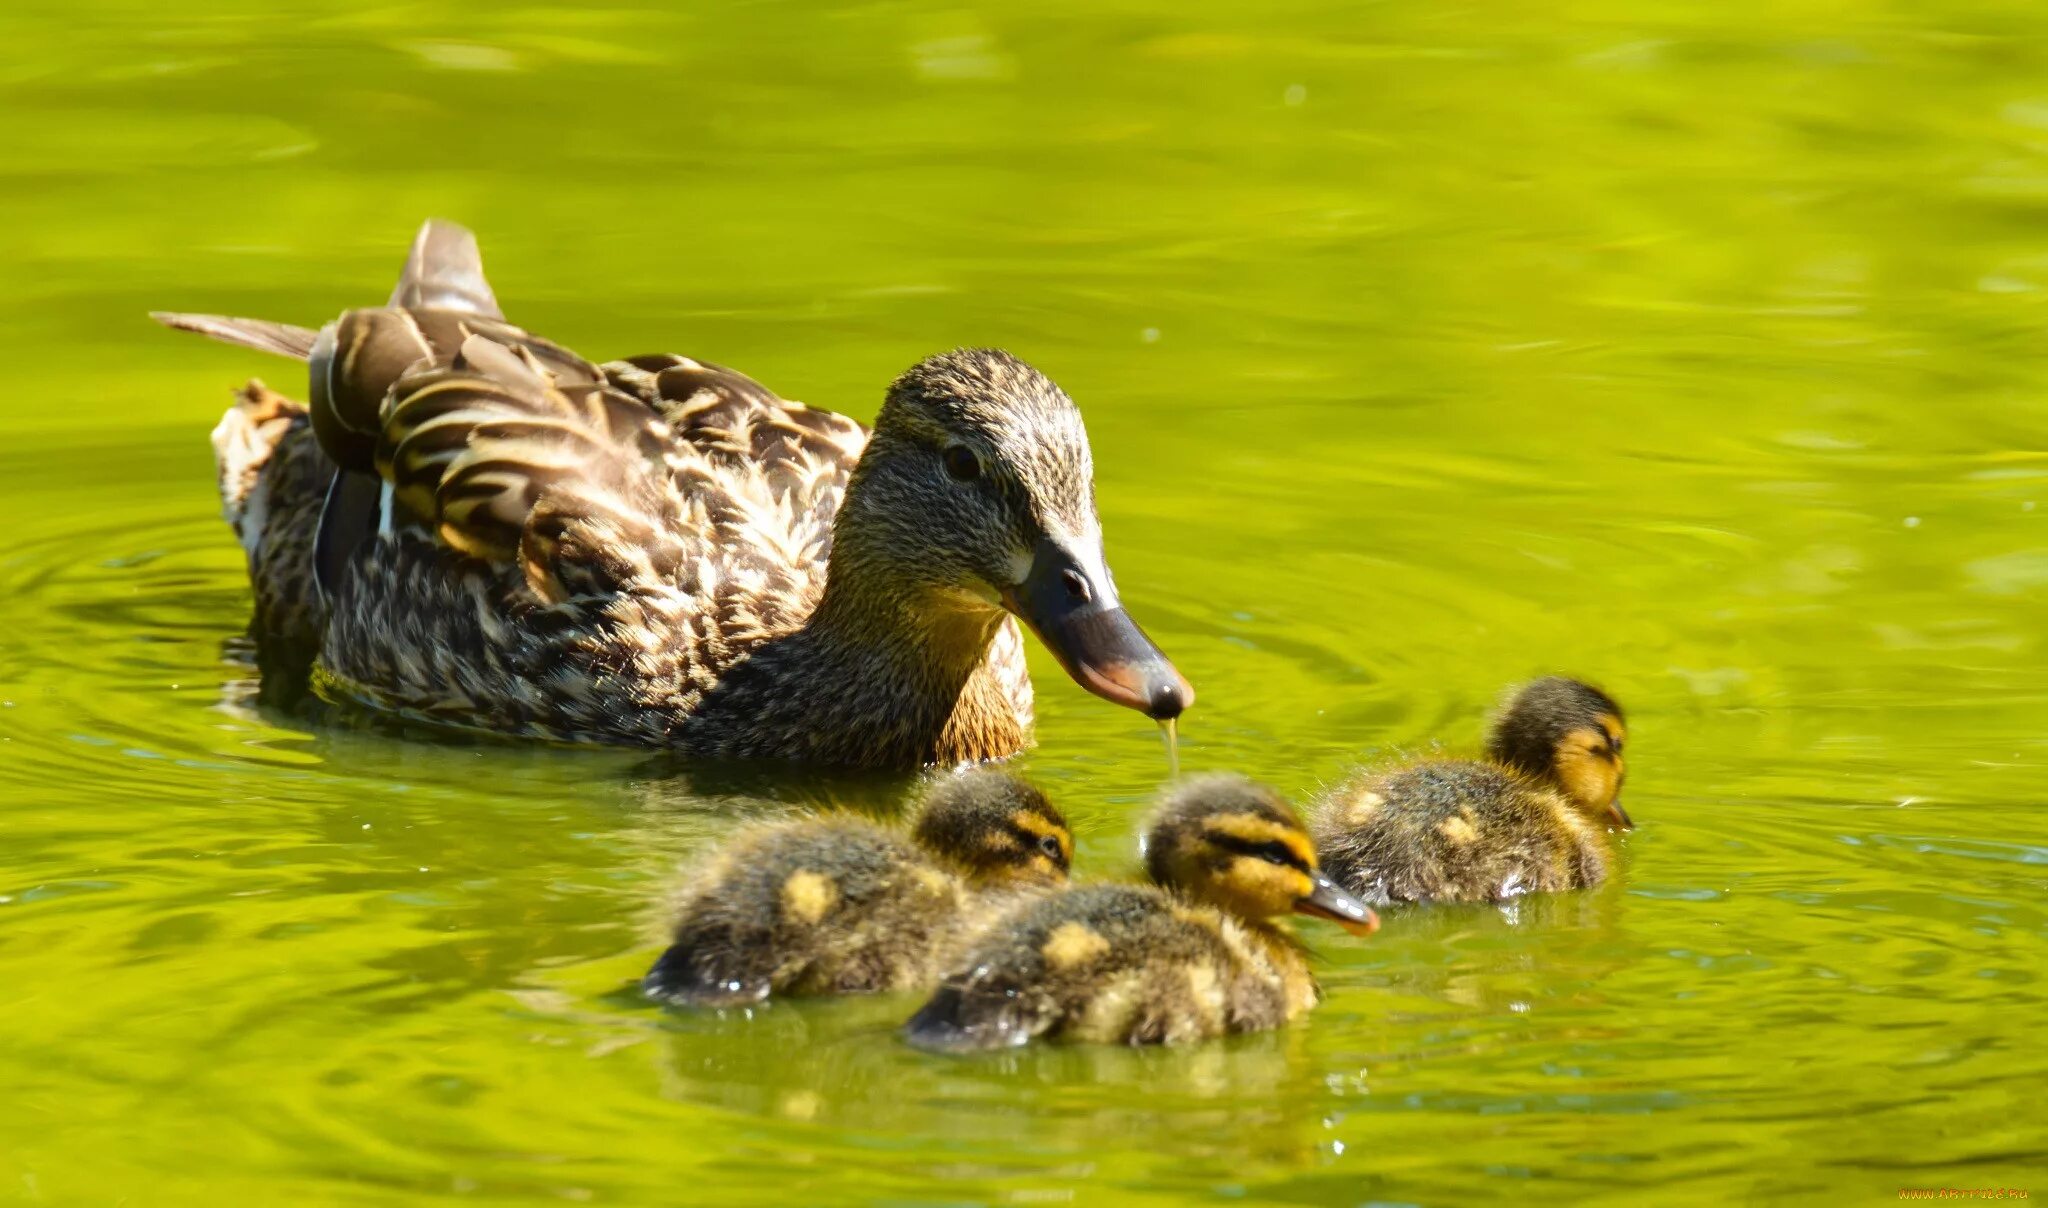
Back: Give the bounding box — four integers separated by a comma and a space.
310, 307, 599, 473
603, 354, 867, 574
330, 329, 851, 626
311, 468, 383, 600
604, 354, 867, 483
371, 333, 688, 602
165, 220, 854, 631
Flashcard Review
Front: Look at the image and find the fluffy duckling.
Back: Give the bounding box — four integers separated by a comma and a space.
1310, 676, 1630, 905
903, 774, 1377, 1051
644, 769, 1070, 1007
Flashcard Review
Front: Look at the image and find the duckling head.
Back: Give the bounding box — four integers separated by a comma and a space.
833, 349, 1192, 722
1487, 677, 1632, 829
1143, 774, 1378, 935
910, 767, 1073, 888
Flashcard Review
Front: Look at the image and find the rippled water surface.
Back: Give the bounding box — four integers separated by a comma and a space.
4, 2, 2046, 1203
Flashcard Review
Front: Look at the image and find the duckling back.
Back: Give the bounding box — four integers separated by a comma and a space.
903, 883, 1307, 1051
646, 770, 1072, 1007
645, 817, 969, 1007
907, 773, 1376, 1051
1311, 759, 1606, 905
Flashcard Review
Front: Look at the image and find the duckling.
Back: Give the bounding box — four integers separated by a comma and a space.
1310, 676, 1630, 905
156, 220, 1191, 766
902, 774, 1377, 1051
643, 768, 1070, 1007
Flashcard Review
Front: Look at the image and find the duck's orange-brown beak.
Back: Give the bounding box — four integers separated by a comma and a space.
1001, 536, 1192, 721
1295, 871, 1379, 937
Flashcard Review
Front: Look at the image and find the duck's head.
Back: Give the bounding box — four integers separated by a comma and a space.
910, 767, 1073, 888
837, 349, 1192, 722
1486, 677, 1631, 829
1143, 774, 1378, 935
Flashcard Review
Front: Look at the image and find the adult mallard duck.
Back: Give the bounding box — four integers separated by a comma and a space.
156, 221, 1191, 767
1309, 677, 1631, 904
903, 774, 1378, 1051
644, 768, 1071, 1007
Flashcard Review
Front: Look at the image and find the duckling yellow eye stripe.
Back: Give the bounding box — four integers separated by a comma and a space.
1010, 810, 1059, 840
1007, 809, 1071, 863
1203, 813, 1290, 843
1565, 726, 1623, 762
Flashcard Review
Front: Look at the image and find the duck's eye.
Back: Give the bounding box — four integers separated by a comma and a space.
1249, 841, 1300, 868
942, 445, 982, 482
1211, 832, 1309, 871
1037, 833, 1065, 863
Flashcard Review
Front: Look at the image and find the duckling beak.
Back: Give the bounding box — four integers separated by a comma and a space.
1001, 536, 1193, 721
1295, 871, 1379, 937
1607, 798, 1635, 830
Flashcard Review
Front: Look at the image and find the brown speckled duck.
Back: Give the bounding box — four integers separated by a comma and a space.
644, 768, 1070, 1006
1310, 677, 1631, 905
156, 221, 1190, 767
903, 774, 1377, 1051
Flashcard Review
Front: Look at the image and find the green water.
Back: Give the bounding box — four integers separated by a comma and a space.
3, 1, 2046, 1202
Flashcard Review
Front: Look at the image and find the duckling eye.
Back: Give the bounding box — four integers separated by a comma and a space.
1037, 833, 1066, 864
1240, 840, 1303, 868
942, 445, 982, 483
1208, 831, 1309, 871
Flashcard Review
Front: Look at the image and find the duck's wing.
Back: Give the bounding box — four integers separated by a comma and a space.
164, 221, 848, 623
369, 333, 691, 603
294, 310, 619, 597
597, 354, 869, 592
606, 353, 865, 499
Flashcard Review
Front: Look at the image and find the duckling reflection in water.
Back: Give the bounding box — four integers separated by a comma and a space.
903, 774, 1377, 1051
643, 769, 1070, 1007
1310, 676, 1630, 905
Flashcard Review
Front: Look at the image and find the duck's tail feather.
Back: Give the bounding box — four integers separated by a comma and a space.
154, 218, 497, 358
388, 218, 502, 317
153, 312, 321, 360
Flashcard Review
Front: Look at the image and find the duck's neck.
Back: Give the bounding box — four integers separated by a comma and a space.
679, 572, 1029, 768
